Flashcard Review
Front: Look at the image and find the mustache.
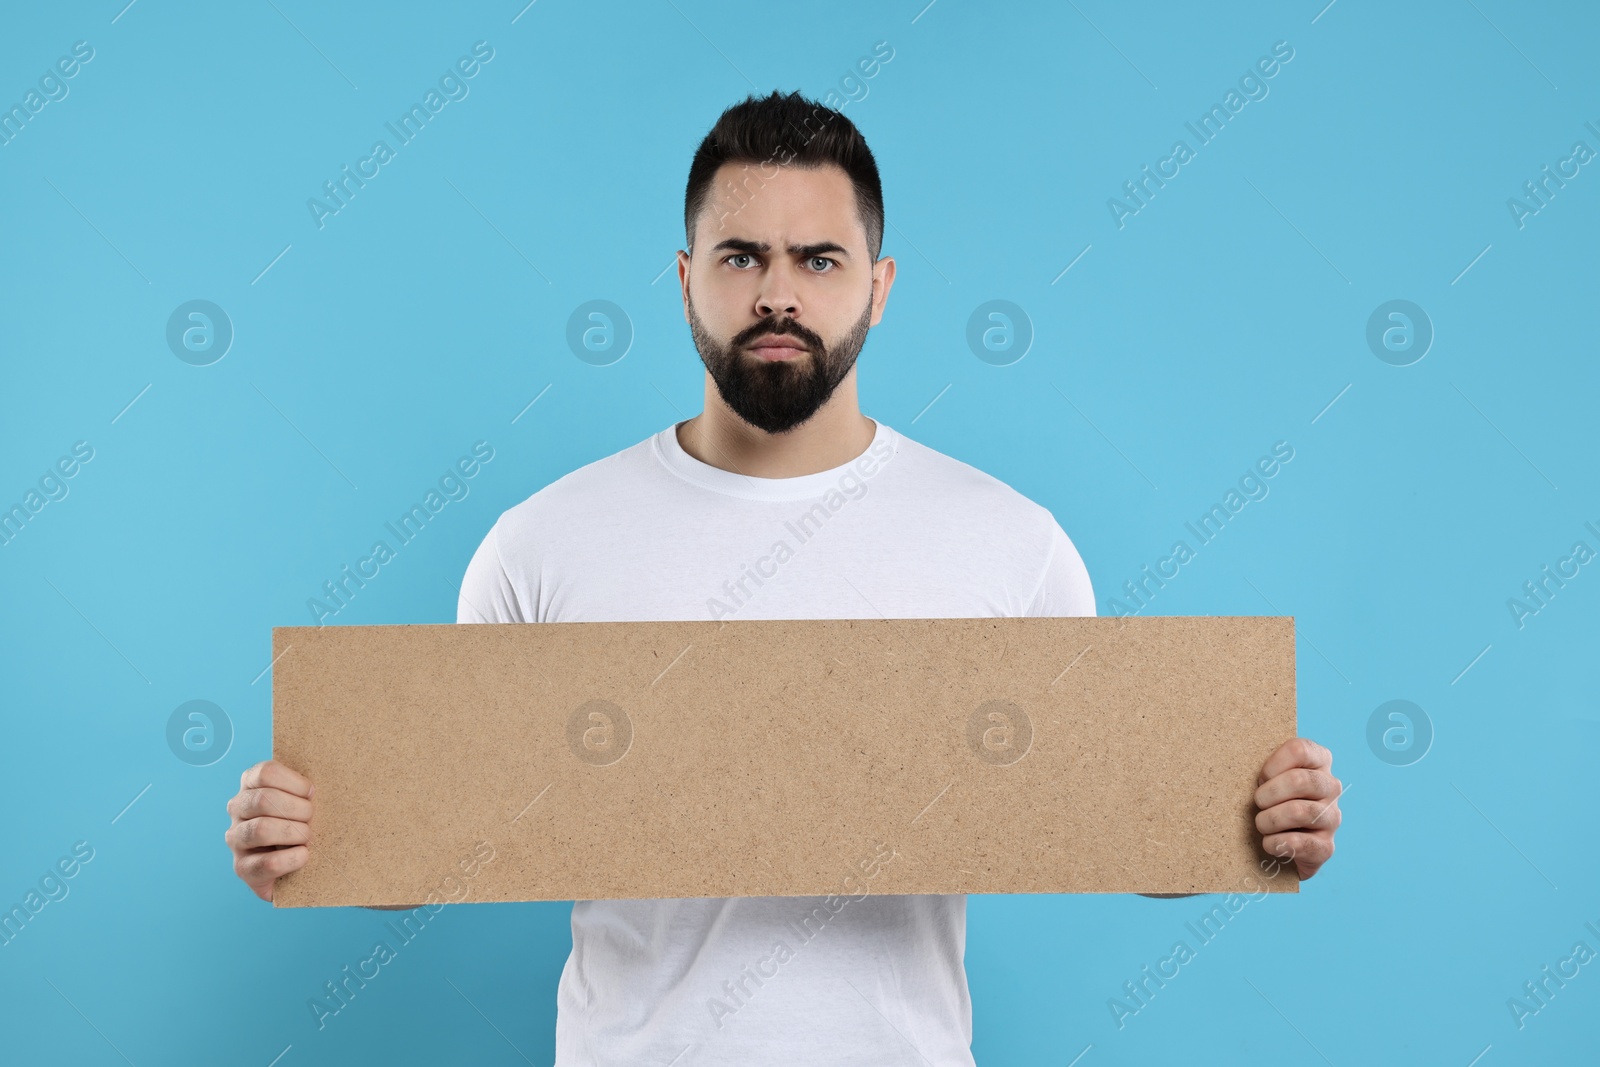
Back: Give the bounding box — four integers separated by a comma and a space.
735, 321, 823, 351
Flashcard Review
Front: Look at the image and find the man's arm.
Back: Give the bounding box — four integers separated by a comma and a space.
356, 519, 525, 913
1023, 515, 1341, 895
1137, 707, 1343, 899
1025, 517, 1186, 898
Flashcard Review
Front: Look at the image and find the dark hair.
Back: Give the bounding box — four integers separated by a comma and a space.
684, 90, 884, 261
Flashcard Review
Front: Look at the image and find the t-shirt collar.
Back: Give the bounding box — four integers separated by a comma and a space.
652, 417, 896, 501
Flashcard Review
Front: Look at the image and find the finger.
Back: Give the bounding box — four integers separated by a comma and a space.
226, 816, 313, 852
228, 786, 312, 824
1258, 737, 1332, 784
241, 760, 313, 800
233, 844, 309, 898
1255, 798, 1341, 836
1254, 767, 1341, 810
1260, 831, 1334, 879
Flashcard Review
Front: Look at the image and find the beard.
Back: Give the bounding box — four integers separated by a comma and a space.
686, 293, 873, 434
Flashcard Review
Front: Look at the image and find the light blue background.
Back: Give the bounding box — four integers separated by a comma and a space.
2, 1, 1596, 1063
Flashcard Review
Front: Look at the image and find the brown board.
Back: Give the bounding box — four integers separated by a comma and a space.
270, 615, 1298, 907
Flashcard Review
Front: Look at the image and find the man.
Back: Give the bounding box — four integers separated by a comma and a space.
226, 90, 1341, 1063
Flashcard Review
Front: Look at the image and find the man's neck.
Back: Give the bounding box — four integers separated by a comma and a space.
676, 374, 876, 479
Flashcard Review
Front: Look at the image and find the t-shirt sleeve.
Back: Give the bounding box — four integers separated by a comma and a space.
457, 519, 526, 624
1023, 517, 1096, 618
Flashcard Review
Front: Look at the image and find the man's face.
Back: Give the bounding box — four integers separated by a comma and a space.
678, 162, 890, 434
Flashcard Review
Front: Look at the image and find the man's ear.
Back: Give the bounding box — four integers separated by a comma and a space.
677, 249, 693, 323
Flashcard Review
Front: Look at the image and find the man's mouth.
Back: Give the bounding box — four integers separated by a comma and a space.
747, 336, 810, 361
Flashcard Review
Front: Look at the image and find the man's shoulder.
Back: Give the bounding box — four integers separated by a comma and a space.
496, 428, 661, 527
887, 427, 1056, 525
881, 426, 1092, 615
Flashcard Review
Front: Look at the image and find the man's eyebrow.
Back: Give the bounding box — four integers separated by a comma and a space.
708, 238, 851, 259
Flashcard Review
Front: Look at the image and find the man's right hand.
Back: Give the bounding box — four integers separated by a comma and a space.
225, 759, 313, 902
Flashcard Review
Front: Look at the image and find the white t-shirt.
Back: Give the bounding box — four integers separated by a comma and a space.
457, 417, 1095, 1065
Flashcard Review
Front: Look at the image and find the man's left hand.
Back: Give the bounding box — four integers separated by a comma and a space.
1254, 738, 1341, 880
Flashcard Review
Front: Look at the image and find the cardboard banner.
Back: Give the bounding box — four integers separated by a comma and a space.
270, 615, 1297, 907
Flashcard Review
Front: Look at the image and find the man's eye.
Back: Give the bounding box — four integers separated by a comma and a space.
723, 254, 837, 272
